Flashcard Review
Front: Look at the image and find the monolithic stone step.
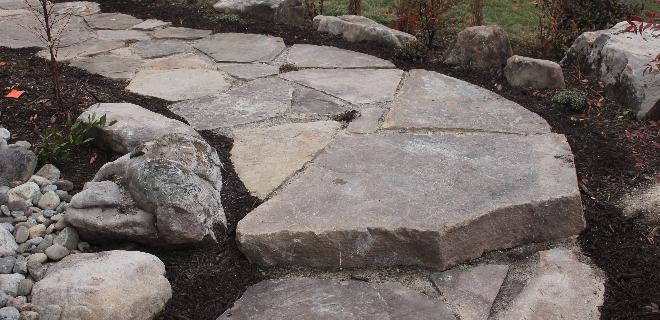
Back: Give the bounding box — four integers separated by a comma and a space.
237, 132, 584, 269
383, 69, 551, 134
218, 277, 456, 319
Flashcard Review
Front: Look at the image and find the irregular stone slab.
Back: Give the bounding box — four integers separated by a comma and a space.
347, 107, 385, 133
78, 103, 200, 154
0, 0, 36, 10
38, 38, 126, 61
313, 15, 416, 47
0, 146, 37, 185
194, 33, 285, 63
504, 55, 565, 90
218, 63, 279, 80
237, 133, 584, 268
445, 25, 512, 70
53, 1, 101, 16
130, 39, 193, 59
213, 0, 304, 25
153, 27, 211, 40
383, 70, 551, 134
563, 21, 660, 119
431, 264, 509, 320
84, 13, 142, 30
232, 121, 342, 199
219, 277, 456, 319
126, 68, 232, 101
0, 8, 28, 17
169, 77, 292, 131
130, 19, 171, 30
96, 29, 150, 41
291, 85, 349, 116
0, 14, 93, 49
494, 248, 604, 320
281, 69, 403, 104
70, 54, 143, 80
142, 53, 216, 70
31, 250, 171, 320
287, 44, 394, 69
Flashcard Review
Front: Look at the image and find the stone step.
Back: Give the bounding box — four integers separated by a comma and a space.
218, 277, 456, 319
237, 132, 584, 269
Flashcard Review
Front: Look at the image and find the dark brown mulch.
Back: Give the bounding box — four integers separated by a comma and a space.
4, 0, 660, 318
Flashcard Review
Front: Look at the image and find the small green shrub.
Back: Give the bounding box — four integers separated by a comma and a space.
552, 90, 588, 111
35, 113, 116, 165
216, 14, 241, 23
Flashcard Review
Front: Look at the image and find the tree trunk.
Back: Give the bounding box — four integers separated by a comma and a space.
471, 0, 484, 26
348, 0, 362, 15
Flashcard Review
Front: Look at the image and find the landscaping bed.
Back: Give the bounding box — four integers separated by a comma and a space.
1, 1, 658, 318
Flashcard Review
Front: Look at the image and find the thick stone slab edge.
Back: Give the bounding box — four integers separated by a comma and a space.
237, 192, 584, 268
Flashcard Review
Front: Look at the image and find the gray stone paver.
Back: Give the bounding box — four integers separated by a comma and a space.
130, 39, 193, 59
281, 68, 404, 104
383, 69, 551, 134
194, 33, 286, 63
84, 12, 142, 30
96, 29, 150, 41
218, 278, 457, 320
168, 77, 292, 131
218, 63, 280, 80
38, 39, 126, 61
287, 44, 395, 69
152, 27, 211, 40
231, 121, 342, 199
70, 54, 143, 80
126, 68, 232, 101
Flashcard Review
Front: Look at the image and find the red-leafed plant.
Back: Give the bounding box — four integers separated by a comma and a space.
623, 1, 659, 76
396, 0, 459, 48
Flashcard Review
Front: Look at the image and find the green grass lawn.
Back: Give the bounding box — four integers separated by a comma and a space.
320, 0, 660, 44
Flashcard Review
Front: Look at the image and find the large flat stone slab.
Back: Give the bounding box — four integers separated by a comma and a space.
126, 68, 232, 101
0, 14, 94, 48
194, 33, 285, 63
153, 27, 211, 40
168, 78, 292, 131
281, 69, 403, 104
237, 132, 584, 268
218, 63, 280, 80
218, 277, 456, 319
231, 121, 342, 199
84, 12, 142, 30
383, 70, 551, 134
431, 264, 509, 320
130, 39, 193, 59
142, 53, 216, 70
38, 38, 126, 61
96, 29, 151, 41
286, 44, 395, 69
70, 54, 143, 80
